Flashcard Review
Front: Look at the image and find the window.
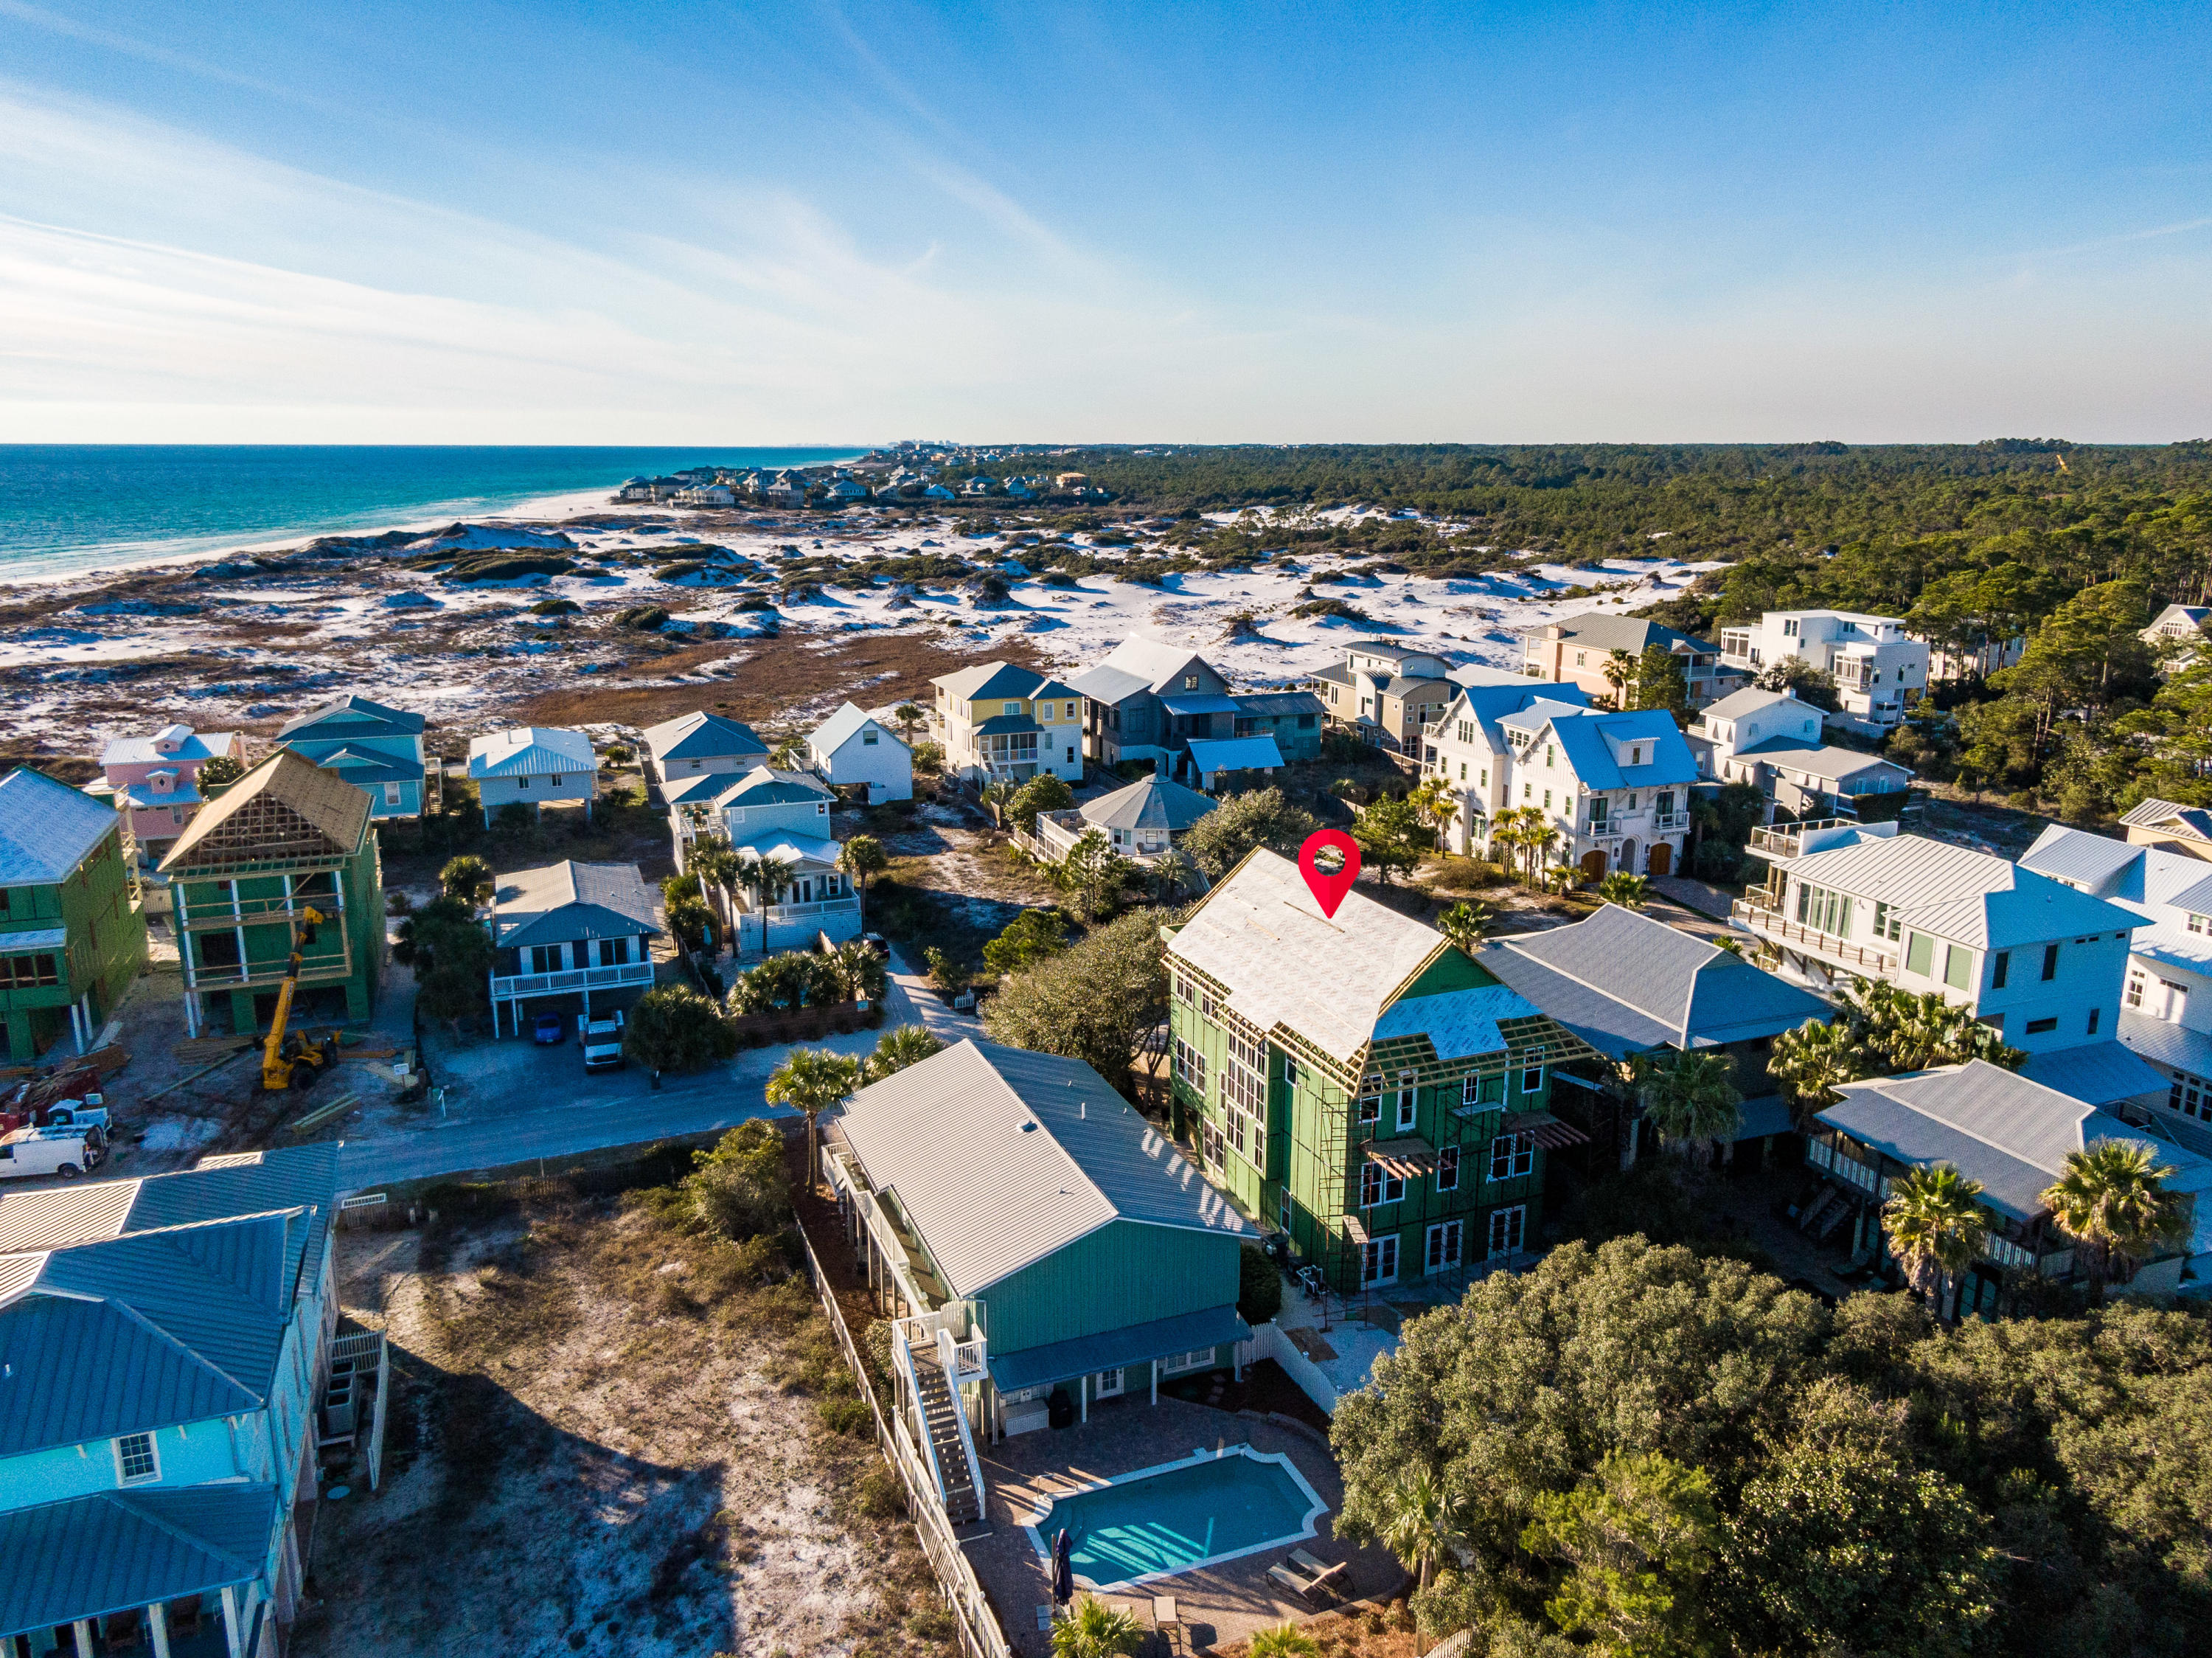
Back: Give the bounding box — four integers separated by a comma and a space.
1520, 1057, 1544, 1096
1487, 1205, 1526, 1259
1543, 790, 1551, 811
2127, 974, 2144, 1008
1991, 951, 2009, 991
1283, 1056, 1301, 1090
863, 728, 878, 745
1480, 768, 1488, 788
1183, 675, 1199, 690
1358, 1072, 1382, 1123
1360, 1162, 1405, 1207
1200, 1118, 1224, 1165
1395, 1072, 1418, 1131
2042, 943, 2059, 981
1437, 1145, 1461, 1192
1489, 1132, 1534, 1182
2025, 1016, 2058, 1035
1545, 745, 1554, 768
383, 782, 403, 807
1905, 932, 1934, 976
1173, 973, 1193, 1005
1162, 1347, 1216, 1375
1943, 944, 1972, 991
1425, 1221, 1464, 1274
1461, 1072, 1504, 1108
1223, 1027, 1267, 1162
1173, 1036, 1207, 1097
114, 1432, 159, 1485
1003, 701, 1020, 717
1362, 1235, 1399, 1286
1871, 902, 1902, 943
1, 953, 60, 989
1631, 746, 1644, 765
2087, 1007, 2101, 1036
2191, 914, 2209, 935
1795, 884, 1853, 939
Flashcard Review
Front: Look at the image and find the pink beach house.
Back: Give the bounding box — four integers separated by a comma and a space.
95, 723, 246, 847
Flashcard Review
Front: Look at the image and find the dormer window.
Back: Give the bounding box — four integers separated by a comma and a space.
1631, 746, 1644, 765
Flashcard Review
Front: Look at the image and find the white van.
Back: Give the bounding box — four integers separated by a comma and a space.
0, 1127, 103, 1182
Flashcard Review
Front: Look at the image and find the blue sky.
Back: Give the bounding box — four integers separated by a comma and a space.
1, 1, 2207, 443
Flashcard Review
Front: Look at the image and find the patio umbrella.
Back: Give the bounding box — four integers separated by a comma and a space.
1052, 1527, 1074, 1606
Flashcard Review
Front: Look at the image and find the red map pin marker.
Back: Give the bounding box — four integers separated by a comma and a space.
1297, 829, 1361, 918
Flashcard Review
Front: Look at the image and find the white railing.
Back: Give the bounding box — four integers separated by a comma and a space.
1653, 812, 1690, 832
489, 959, 655, 999
934, 1327, 989, 1513
755, 897, 862, 921
890, 1324, 953, 1503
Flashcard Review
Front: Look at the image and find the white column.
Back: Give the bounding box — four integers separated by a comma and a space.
1150, 1362, 1158, 1406
150, 1600, 173, 1658
73, 1621, 95, 1658
1079, 1378, 1088, 1425
220, 1584, 243, 1658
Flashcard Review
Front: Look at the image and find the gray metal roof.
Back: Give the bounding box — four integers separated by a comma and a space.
1169, 850, 1447, 1064
490, 860, 662, 950
2120, 1010, 2212, 1081
1080, 776, 1217, 834
835, 1039, 1248, 1298
0, 1210, 301, 1456
808, 700, 903, 757
0, 768, 121, 886
0, 1482, 276, 1638
1520, 611, 1719, 654
1158, 693, 1244, 716
1731, 741, 1910, 783
1773, 833, 2141, 950
1077, 637, 1217, 697
936, 660, 1050, 701
641, 710, 768, 764
1233, 691, 1325, 718
2120, 798, 2212, 845
2020, 824, 2149, 895
1065, 663, 1152, 704
2017, 1041, 2171, 1109
1478, 904, 1831, 1057
1820, 1061, 2212, 1223
1703, 687, 1798, 721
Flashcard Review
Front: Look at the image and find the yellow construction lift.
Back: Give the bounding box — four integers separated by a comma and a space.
261, 905, 335, 1092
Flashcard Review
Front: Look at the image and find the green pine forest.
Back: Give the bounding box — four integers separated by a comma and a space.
1048, 440, 2212, 819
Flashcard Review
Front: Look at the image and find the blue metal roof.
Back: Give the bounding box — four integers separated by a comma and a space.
988, 1303, 1251, 1392
2018, 1040, 2173, 1108
0, 1483, 275, 1638
1186, 735, 1284, 773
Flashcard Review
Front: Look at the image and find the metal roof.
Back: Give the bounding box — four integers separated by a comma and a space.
1077, 636, 1215, 696
1233, 691, 1326, 718
0, 768, 122, 886
2119, 798, 2212, 845
808, 701, 903, 757
1435, 681, 1593, 755
1821, 1061, 2212, 1225
1702, 687, 1798, 721
490, 860, 662, 950
1503, 706, 1700, 791
1772, 833, 2141, 950
989, 1303, 1251, 1388
467, 726, 596, 778
2019, 824, 2150, 895
1065, 663, 1152, 704
716, 766, 832, 805
641, 710, 768, 764
1080, 776, 1217, 834
1186, 735, 1284, 773
100, 730, 240, 768
935, 661, 1051, 702
1158, 693, 1244, 716
1478, 904, 1829, 1057
2119, 1010, 2212, 1082
835, 1040, 1248, 1300
0, 1483, 276, 1639
276, 694, 425, 738
1520, 611, 1719, 654
2017, 1041, 2172, 1109
730, 830, 841, 865
1169, 850, 1448, 1064
1729, 741, 1910, 783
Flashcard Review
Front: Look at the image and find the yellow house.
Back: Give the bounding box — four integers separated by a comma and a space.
931, 662, 1085, 785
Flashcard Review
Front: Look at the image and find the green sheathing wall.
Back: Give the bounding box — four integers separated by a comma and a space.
178, 837, 383, 1034
1395, 949, 1495, 999
978, 1221, 1241, 1359
0, 825, 147, 1062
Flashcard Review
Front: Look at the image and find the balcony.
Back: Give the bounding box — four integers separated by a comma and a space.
1731, 898, 1896, 977
490, 957, 655, 1000
1652, 812, 1690, 833
174, 887, 344, 929
1748, 817, 1852, 858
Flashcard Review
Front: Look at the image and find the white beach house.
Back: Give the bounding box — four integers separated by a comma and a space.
805, 702, 913, 802
467, 726, 599, 827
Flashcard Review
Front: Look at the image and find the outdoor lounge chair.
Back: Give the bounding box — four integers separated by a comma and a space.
1269, 1558, 1342, 1606
1289, 1547, 1349, 1594
1152, 1595, 1185, 1655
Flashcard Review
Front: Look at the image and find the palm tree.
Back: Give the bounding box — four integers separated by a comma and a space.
838, 834, 888, 923
742, 853, 796, 957
1049, 1595, 1143, 1658
1437, 901, 1492, 957
2039, 1141, 2189, 1301
1595, 871, 1650, 909
687, 838, 742, 946
893, 701, 925, 745
863, 1023, 944, 1083
1543, 862, 1579, 897
1520, 811, 1562, 887
1376, 1467, 1470, 1593
1883, 1163, 1988, 1321
1601, 649, 1638, 708
766, 1047, 860, 1191
1249, 1626, 1320, 1658
438, 854, 495, 908
1767, 1017, 1872, 1123
1633, 1049, 1742, 1167
981, 776, 1019, 826
1409, 776, 1459, 847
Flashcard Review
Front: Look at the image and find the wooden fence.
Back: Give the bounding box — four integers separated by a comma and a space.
794, 1221, 1013, 1658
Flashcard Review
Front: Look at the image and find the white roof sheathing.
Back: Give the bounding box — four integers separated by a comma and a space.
1169, 850, 1444, 1064
0, 770, 120, 886
835, 1039, 1248, 1297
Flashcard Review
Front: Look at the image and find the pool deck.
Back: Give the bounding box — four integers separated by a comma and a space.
967, 1396, 1402, 1655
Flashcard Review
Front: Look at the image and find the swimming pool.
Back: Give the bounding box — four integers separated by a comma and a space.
1024, 1447, 1329, 1591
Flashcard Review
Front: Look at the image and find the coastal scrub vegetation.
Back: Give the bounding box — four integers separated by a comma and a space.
1334, 1235, 2212, 1654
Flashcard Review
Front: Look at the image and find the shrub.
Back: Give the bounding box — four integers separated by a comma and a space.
614, 605, 669, 631
625, 983, 739, 1073
818, 1397, 872, 1436
857, 1464, 905, 1519
529, 597, 580, 616
1238, 1244, 1284, 1325
681, 1121, 793, 1242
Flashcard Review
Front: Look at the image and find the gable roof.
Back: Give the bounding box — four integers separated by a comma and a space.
0, 768, 121, 886
1703, 686, 1803, 722
490, 860, 661, 950
809, 701, 905, 756
640, 710, 768, 765
1773, 833, 2140, 950
277, 694, 425, 739
100, 729, 240, 768
1071, 635, 1216, 699
1167, 849, 1448, 1065
1821, 1060, 2212, 1234
2020, 824, 2212, 976
1437, 681, 1595, 752
1503, 705, 1700, 791
158, 749, 370, 873
715, 766, 832, 807
0, 1482, 277, 1638
1187, 735, 1284, 774
1526, 611, 1719, 654
1731, 742, 1911, 783
1477, 904, 1830, 1057
834, 1039, 1248, 1299
467, 726, 595, 778
2120, 797, 2212, 847
1081, 775, 1217, 833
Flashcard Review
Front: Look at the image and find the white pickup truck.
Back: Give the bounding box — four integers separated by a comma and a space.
0, 1126, 104, 1182
579, 1010, 626, 1073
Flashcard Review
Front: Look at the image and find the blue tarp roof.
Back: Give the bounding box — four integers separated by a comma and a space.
989, 1303, 1251, 1393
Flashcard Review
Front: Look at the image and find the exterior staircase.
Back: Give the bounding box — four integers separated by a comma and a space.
910, 1345, 983, 1525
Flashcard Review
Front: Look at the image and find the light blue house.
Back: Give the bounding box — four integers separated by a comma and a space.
277, 696, 429, 819
0, 1145, 342, 1655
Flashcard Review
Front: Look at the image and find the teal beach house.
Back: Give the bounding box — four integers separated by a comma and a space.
827, 1039, 1251, 1525
276, 696, 429, 820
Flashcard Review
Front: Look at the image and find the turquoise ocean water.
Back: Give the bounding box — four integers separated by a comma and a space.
0, 445, 866, 584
